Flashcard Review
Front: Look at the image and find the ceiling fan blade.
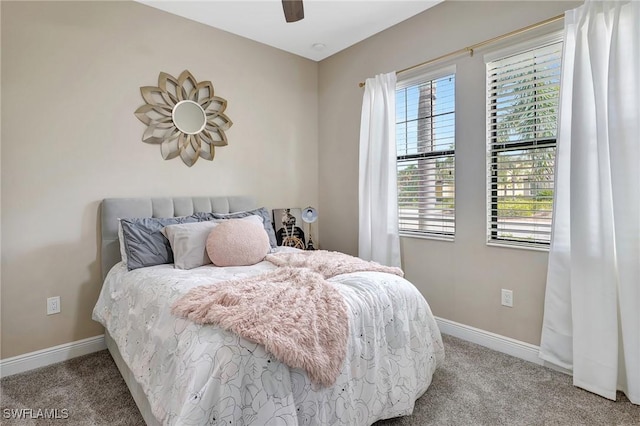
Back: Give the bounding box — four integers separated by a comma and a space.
282, 0, 304, 23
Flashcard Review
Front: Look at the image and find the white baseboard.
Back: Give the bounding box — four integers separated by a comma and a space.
435, 316, 571, 375
0, 335, 106, 378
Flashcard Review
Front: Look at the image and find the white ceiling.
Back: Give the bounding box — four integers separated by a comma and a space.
137, 1, 443, 61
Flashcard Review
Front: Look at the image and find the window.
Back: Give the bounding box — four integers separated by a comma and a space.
487, 38, 562, 247
396, 69, 455, 238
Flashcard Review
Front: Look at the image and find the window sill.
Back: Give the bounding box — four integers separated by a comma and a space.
399, 232, 455, 242
486, 241, 549, 252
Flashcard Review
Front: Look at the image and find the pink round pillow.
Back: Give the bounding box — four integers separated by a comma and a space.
206, 219, 270, 267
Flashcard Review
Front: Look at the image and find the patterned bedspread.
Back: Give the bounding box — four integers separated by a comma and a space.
92, 255, 444, 425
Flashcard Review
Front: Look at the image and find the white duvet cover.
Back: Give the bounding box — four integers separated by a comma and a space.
93, 255, 444, 426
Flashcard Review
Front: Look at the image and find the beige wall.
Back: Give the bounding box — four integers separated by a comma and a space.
1, 1, 318, 358
1, 0, 584, 360
318, 0, 581, 345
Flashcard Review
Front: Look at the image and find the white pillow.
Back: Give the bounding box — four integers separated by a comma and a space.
117, 219, 128, 268
162, 215, 263, 270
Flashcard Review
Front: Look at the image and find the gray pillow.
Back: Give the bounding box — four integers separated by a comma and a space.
120, 215, 199, 270
195, 207, 277, 248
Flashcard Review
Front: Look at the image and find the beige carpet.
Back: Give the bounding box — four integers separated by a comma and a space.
1, 335, 637, 425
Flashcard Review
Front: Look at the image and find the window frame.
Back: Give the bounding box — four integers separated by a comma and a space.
484, 32, 563, 249
396, 65, 457, 240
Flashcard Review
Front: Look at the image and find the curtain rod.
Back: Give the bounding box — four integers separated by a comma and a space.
358, 13, 564, 88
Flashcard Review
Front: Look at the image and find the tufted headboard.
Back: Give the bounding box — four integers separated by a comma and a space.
100, 196, 257, 280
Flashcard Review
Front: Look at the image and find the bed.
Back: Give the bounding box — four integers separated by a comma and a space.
93, 196, 444, 425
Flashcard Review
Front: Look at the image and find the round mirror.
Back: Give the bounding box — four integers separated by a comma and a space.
172, 100, 206, 134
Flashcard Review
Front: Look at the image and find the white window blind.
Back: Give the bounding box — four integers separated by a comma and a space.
396, 73, 455, 237
487, 41, 562, 246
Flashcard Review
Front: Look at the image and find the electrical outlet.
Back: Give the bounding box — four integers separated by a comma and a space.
47, 296, 61, 315
501, 289, 513, 308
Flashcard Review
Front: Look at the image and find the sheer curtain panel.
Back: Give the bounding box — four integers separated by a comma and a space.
359, 73, 401, 267
540, 0, 639, 404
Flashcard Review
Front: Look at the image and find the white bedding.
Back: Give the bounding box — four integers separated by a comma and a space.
92, 254, 444, 425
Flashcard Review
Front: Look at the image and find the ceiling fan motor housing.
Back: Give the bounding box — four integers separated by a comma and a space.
282, 0, 304, 23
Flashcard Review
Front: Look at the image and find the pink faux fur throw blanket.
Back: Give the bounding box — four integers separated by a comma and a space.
265, 250, 404, 279
171, 267, 348, 386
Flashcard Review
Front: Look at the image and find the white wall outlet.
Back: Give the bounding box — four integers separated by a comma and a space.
47, 296, 61, 315
501, 289, 513, 307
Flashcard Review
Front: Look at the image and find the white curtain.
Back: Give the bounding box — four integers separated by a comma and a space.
540, 0, 639, 404
358, 72, 401, 268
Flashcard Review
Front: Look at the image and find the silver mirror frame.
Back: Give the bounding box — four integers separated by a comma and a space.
135, 70, 233, 167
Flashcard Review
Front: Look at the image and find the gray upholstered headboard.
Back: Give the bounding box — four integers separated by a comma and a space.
101, 196, 257, 280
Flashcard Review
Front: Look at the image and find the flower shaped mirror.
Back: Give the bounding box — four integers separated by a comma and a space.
135, 70, 232, 167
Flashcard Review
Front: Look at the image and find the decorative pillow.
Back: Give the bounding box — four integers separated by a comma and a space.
196, 207, 278, 248
206, 218, 271, 267
161, 221, 220, 270
162, 215, 263, 270
120, 215, 199, 270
